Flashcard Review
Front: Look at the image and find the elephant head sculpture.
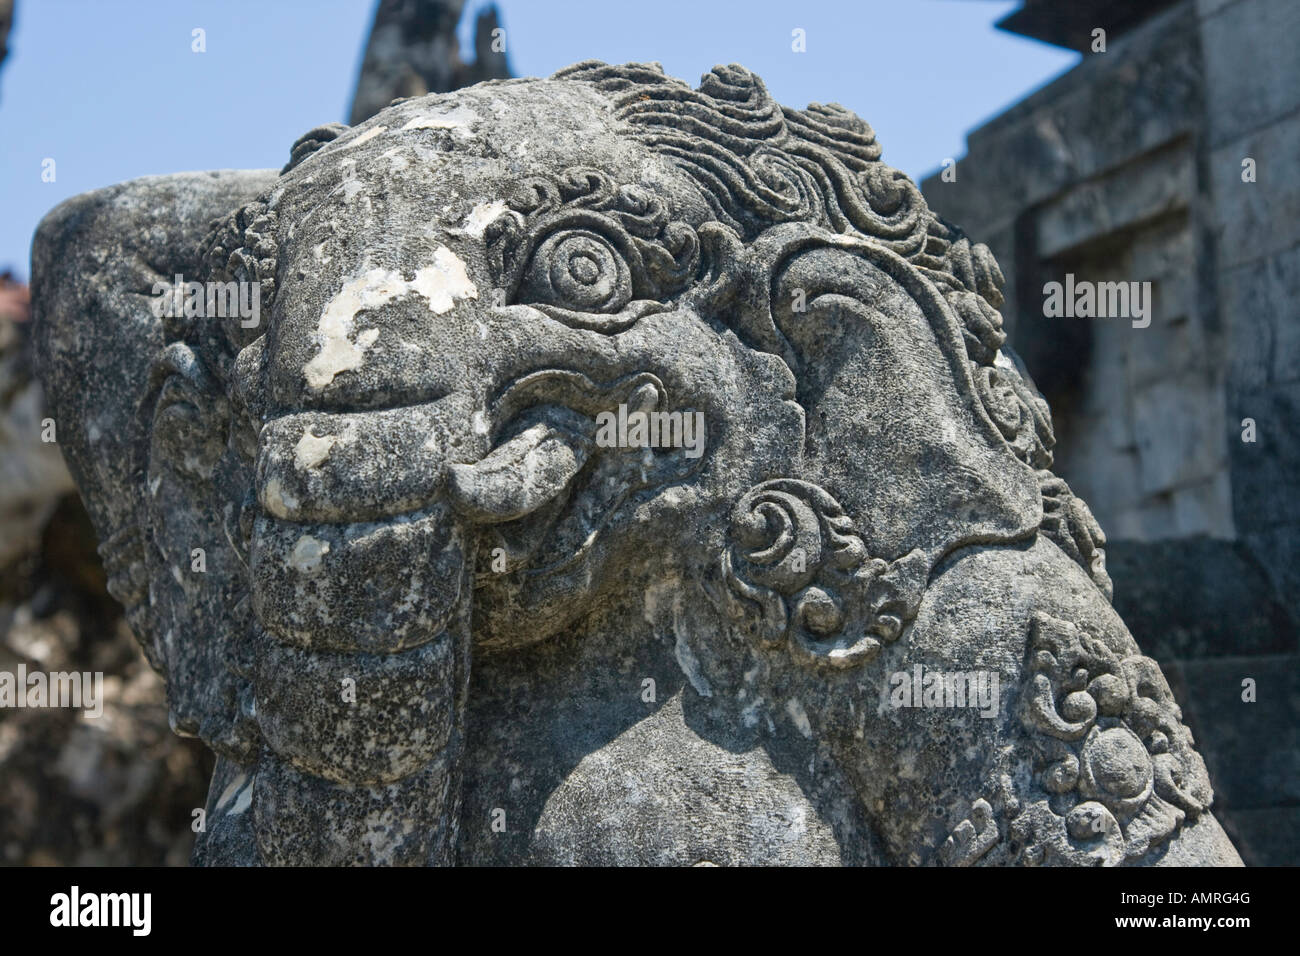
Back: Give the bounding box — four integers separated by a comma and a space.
32, 62, 1241, 866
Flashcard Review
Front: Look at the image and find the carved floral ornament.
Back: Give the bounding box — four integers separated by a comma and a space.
942, 613, 1214, 866
705, 479, 929, 668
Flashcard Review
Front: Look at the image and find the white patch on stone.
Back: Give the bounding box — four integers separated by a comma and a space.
229, 784, 253, 816
410, 246, 478, 314
294, 428, 338, 471
215, 773, 248, 811
400, 105, 477, 134
304, 269, 401, 389
785, 697, 813, 738
290, 535, 329, 574
452, 200, 507, 240
344, 126, 387, 150
785, 802, 809, 838
301, 247, 479, 389
263, 477, 299, 518
671, 595, 712, 698
656, 485, 691, 509
379, 146, 410, 172
897, 749, 919, 780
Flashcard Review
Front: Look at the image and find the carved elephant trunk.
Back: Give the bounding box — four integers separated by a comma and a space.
243, 398, 477, 863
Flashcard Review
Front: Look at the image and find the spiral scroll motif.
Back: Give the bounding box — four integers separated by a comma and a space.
712, 479, 929, 668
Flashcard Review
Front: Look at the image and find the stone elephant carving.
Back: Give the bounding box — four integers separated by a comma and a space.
32, 61, 1241, 866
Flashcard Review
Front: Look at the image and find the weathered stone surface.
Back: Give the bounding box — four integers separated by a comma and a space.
1210, 116, 1300, 271
1200, 0, 1300, 146
2, 205, 210, 866
1131, 375, 1229, 498
1035, 146, 1194, 260
1229, 381, 1300, 529
32, 62, 1241, 865
1222, 244, 1300, 389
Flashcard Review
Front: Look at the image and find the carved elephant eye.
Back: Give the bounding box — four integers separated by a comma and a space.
517, 228, 632, 313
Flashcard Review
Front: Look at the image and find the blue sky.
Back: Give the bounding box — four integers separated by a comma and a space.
0, 0, 1078, 280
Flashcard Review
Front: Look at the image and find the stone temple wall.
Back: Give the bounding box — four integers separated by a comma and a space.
921, 0, 1300, 864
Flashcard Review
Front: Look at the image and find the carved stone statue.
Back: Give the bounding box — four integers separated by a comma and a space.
31, 62, 1242, 866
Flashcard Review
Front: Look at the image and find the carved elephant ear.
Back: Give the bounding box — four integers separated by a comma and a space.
32, 168, 279, 755
697, 223, 1044, 566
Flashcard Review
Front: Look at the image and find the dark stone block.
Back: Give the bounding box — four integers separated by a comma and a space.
1165, 654, 1300, 811
1107, 537, 1298, 660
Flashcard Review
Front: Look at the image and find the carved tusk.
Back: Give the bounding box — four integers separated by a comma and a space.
447, 421, 592, 523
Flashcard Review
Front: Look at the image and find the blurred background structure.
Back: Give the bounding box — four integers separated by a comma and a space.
922, 0, 1300, 865
0, 0, 11, 86
0, 0, 1294, 865
349, 0, 509, 124
0, 0, 209, 863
